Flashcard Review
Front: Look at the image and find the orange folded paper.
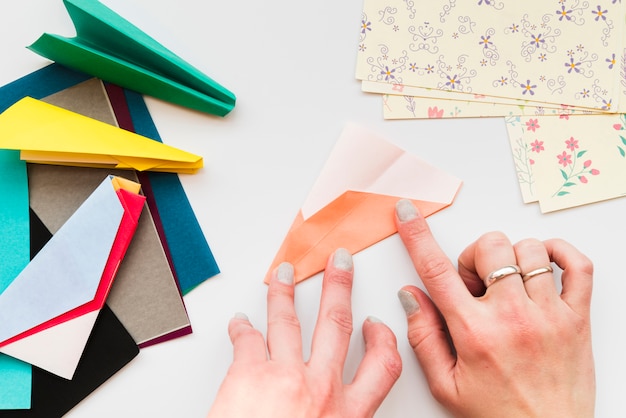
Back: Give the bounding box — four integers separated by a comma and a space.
265, 124, 462, 284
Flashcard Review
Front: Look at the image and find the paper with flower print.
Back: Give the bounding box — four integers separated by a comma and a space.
381, 93, 605, 119
356, 0, 626, 115
505, 113, 626, 212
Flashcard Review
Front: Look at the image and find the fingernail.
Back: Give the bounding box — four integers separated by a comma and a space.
367, 315, 382, 323
234, 312, 249, 320
397, 290, 420, 315
333, 248, 353, 272
396, 199, 418, 222
276, 262, 294, 285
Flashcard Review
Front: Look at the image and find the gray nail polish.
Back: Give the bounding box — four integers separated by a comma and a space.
397, 290, 420, 315
396, 199, 418, 222
333, 248, 353, 271
234, 312, 249, 320
277, 262, 294, 285
367, 315, 383, 323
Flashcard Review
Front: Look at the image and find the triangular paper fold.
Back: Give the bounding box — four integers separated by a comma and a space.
0, 97, 203, 173
0, 311, 99, 381
265, 124, 462, 284
28, 0, 235, 116
0, 175, 145, 379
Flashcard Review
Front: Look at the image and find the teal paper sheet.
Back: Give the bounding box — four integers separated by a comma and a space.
0, 151, 31, 409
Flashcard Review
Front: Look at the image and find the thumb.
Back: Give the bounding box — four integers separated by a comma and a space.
397, 286, 457, 404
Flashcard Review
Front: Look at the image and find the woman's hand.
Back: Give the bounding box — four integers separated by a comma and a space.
207, 248, 402, 418
395, 199, 595, 418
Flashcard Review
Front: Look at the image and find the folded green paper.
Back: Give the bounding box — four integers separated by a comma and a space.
29, 0, 235, 116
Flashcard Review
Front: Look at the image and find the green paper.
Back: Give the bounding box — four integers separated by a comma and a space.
0, 150, 31, 410
28, 0, 235, 116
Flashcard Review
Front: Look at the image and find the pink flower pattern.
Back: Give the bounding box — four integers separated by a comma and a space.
553, 139, 600, 197
530, 139, 544, 153
428, 106, 444, 118
525, 118, 540, 132
565, 137, 579, 151
557, 151, 572, 167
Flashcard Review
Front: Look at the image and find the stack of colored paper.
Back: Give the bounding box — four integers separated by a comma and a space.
355, 0, 625, 120
355, 0, 626, 212
0, 64, 220, 416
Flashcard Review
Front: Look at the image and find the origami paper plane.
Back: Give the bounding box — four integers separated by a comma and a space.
265, 124, 463, 284
0, 97, 203, 173
28, 0, 236, 116
0, 175, 145, 379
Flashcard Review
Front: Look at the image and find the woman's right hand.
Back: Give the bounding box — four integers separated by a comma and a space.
394, 199, 595, 418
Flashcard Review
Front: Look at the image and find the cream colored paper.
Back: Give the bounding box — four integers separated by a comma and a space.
357, 0, 626, 117
506, 113, 626, 212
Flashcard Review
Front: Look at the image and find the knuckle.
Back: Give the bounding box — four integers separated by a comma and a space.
267, 281, 293, 300
325, 269, 353, 289
417, 255, 453, 284
268, 310, 301, 330
380, 350, 403, 382
325, 305, 353, 336
514, 237, 544, 252
478, 231, 511, 251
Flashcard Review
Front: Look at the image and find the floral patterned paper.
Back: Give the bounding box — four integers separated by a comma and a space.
505, 113, 626, 212
356, 0, 626, 115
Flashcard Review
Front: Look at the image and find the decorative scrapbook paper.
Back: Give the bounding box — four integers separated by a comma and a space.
266, 123, 462, 284
0, 305, 139, 418
362, 79, 594, 108
0, 97, 204, 173
356, 0, 626, 112
380, 92, 602, 119
0, 151, 31, 409
505, 113, 626, 212
29, 0, 236, 116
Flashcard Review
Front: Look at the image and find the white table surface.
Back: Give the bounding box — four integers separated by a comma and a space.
2, 1, 624, 417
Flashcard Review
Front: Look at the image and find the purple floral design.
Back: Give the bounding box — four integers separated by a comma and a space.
361, 19, 372, 33
381, 66, 396, 81
592, 5, 608, 21
553, 138, 600, 197
445, 74, 461, 89
479, 35, 493, 49
556, 5, 573, 21
565, 57, 582, 73
521, 79, 537, 95
606, 53, 616, 69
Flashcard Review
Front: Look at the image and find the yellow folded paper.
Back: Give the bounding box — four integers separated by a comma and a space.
0, 97, 203, 173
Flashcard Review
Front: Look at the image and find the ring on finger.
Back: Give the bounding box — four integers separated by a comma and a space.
483, 265, 521, 288
522, 265, 553, 282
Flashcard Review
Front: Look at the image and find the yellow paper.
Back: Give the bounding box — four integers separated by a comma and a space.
0, 97, 203, 173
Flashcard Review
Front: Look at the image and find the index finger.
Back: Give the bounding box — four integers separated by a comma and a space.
395, 199, 473, 317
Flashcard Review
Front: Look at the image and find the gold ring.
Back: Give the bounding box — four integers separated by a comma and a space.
483, 265, 522, 288
522, 265, 554, 282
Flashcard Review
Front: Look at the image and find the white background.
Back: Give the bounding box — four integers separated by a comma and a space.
1, 1, 624, 416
